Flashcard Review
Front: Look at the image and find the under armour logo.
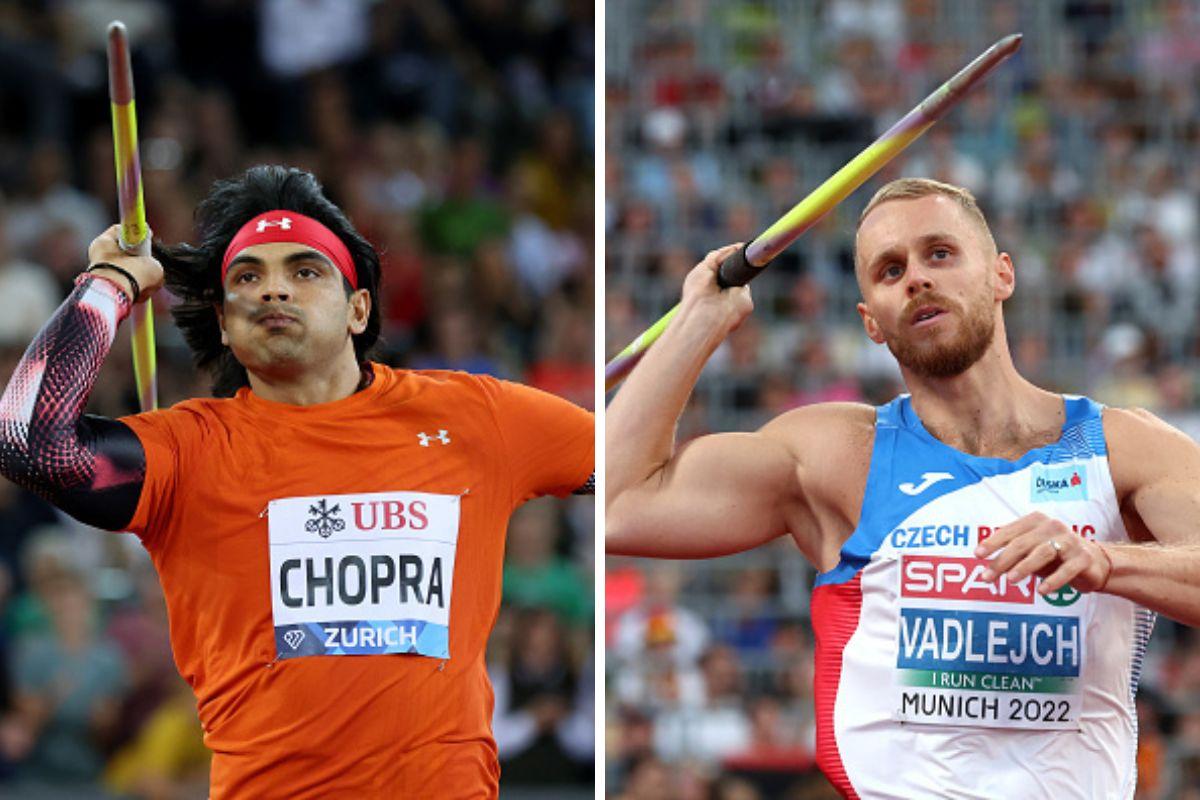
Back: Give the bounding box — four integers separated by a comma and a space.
898, 472, 954, 496
418, 430, 451, 447
283, 629, 305, 650
256, 217, 293, 233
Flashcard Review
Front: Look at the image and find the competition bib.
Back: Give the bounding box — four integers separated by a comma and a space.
267, 490, 461, 661
892, 554, 1088, 730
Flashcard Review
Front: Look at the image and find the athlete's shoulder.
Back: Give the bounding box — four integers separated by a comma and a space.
762, 401, 876, 438
1102, 405, 1197, 458
1103, 405, 1200, 496
760, 401, 876, 462
1102, 404, 1174, 434
123, 394, 235, 426
119, 394, 238, 450
377, 365, 497, 394
373, 366, 526, 418
396, 367, 578, 406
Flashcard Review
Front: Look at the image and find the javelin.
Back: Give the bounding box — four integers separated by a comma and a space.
605, 33, 1023, 391
107, 21, 157, 412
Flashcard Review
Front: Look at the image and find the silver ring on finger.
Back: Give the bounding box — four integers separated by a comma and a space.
1050, 539, 1063, 555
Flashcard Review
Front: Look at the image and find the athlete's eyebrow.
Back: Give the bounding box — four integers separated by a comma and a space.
227, 249, 334, 271
865, 245, 905, 278
284, 250, 334, 268
866, 232, 960, 277
917, 232, 958, 248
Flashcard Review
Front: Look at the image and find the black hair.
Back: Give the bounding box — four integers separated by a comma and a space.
155, 166, 381, 397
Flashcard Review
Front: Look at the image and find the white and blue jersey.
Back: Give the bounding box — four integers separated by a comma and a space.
811, 395, 1153, 799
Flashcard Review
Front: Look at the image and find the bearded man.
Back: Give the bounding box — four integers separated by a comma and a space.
607, 177, 1200, 798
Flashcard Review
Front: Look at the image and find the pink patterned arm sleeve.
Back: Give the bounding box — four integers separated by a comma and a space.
0, 274, 147, 530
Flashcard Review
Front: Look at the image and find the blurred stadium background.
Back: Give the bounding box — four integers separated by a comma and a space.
0, 1, 593, 798
606, 1, 1200, 798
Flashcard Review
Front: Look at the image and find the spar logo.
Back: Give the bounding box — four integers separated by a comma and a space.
305, 499, 345, 538
1030, 464, 1088, 503
901, 555, 1034, 604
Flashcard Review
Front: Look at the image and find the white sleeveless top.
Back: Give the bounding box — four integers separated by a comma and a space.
810, 395, 1154, 798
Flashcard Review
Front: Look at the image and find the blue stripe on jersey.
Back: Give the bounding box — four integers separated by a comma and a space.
1127, 606, 1157, 791
814, 394, 1107, 588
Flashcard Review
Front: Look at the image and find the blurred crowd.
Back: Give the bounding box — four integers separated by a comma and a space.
0, 1, 594, 797
607, 0, 1200, 798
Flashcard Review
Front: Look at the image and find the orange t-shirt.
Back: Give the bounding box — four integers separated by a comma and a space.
120, 364, 593, 799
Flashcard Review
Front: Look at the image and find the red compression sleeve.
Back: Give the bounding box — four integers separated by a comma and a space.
0, 274, 147, 530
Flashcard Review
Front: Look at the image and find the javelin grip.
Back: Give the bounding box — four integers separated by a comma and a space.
716, 246, 761, 289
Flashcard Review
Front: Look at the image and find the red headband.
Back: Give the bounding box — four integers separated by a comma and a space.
221, 210, 358, 289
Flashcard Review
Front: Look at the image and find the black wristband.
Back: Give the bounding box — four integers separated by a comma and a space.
87, 263, 140, 302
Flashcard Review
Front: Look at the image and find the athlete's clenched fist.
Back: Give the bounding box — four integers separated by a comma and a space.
679, 243, 753, 338
87, 224, 164, 303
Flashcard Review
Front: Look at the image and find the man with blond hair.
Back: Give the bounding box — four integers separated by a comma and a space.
607, 177, 1200, 798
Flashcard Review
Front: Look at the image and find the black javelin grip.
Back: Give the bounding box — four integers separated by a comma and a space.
716, 246, 760, 289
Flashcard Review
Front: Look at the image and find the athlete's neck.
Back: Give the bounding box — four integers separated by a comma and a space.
903, 339, 1062, 459
246, 354, 368, 406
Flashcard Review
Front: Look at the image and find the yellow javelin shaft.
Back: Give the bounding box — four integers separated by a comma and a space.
108, 21, 157, 412
605, 33, 1023, 391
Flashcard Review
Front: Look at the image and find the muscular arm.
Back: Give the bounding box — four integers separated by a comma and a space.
1099, 407, 1200, 625
606, 246, 790, 558
607, 426, 800, 560
0, 274, 146, 530
606, 246, 863, 564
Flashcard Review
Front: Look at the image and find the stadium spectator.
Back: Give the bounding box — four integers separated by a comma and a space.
6, 575, 127, 789
490, 607, 592, 787
503, 498, 592, 627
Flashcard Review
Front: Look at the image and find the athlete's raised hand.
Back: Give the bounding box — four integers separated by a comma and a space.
87, 224, 164, 303
608, 238, 820, 562
975, 511, 1114, 595
680, 243, 753, 338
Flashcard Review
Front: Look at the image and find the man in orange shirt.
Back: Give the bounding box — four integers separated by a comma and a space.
0, 165, 594, 798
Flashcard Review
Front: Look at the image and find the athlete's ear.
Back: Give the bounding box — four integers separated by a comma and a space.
348, 288, 370, 335
215, 303, 228, 346
994, 252, 1015, 301
857, 301, 886, 344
